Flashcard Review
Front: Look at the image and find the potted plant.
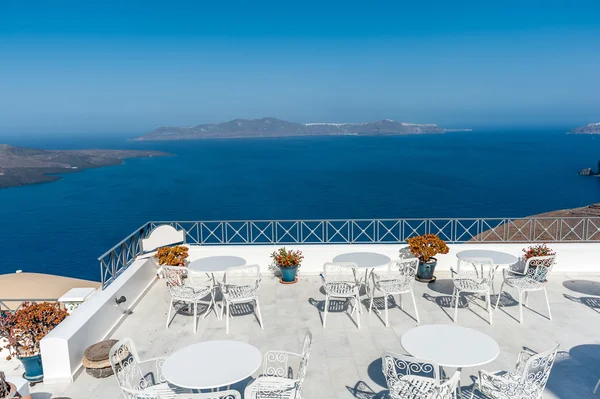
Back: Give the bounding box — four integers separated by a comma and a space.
155, 245, 189, 266
271, 247, 304, 284
522, 243, 556, 272
406, 234, 449, 282
0, 302, 69, 383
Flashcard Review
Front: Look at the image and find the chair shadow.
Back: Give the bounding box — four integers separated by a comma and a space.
563, 279, 600, 296
346, 381, 387, 399
564, 293, 600, 313
426, 278, 456, 295
422, 292, 495, 324
546, 345, 600, 398
308, 297, 359, 328
366, 295, 419, 324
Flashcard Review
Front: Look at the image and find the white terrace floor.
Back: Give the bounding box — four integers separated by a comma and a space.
33, 272, 600, 399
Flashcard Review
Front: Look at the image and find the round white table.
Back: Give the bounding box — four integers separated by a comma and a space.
333, 252, 391, 268
162, 340, 262, 390
401, 324, 499, 395
456, 249, 517, 265
189, 256, 247, 272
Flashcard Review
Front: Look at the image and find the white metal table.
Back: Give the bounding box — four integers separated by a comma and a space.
401, 324, 499, 395
456, 249, 518, 266
333, 252, 391, 296
162, 340, 262, 391
188, 256, 247, 318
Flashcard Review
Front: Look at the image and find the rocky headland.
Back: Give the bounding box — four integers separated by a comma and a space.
0, 144, 170, 188
133, 117, 468, 141
568, 123, 600, 134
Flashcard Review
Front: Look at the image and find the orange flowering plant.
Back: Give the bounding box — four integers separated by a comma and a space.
406, 234, 449, 263
155, 245, 189, 266
522, 244, 555, 261
0, 302, 69, 359
271, 247, 304, 268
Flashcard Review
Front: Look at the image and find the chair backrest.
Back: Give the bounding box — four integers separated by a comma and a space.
382, 351, 441, 388
435, 371, 460, 399
323, 262, 358, 283
161, 265, 189, 296
140, 224, 185, 253
523, 255, 556, 282
454, 258, 494, 283
388, 258, 419, 282
224, 264, 261, 288
517, 344, 559, 395
296, 330, 313, 397
110, 338, 145, 391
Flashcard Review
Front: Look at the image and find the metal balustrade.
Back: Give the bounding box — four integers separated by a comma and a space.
0, 299, 62, 315
99, 217, 600, 289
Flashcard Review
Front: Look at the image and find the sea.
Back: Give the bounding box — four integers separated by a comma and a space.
1, 128, 599, 281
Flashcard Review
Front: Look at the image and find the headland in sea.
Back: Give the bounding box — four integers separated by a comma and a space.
0, 128, 599, 282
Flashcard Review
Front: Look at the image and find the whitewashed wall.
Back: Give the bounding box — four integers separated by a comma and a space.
40, 257, 157, 384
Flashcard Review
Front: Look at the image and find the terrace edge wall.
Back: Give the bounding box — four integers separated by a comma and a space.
40, 257, 157, 384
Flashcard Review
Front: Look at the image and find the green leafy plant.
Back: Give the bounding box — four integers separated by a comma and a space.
522, 244, 555, 261
271, 247, 304, 268
406, 234, 449, 263
0, 302, 69, 359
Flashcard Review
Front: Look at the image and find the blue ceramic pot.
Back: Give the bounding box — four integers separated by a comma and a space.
417, 258, 437, 282
280, 266, 298, 282
19, 353, 44, 382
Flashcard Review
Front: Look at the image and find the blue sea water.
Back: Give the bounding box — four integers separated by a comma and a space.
1, 129, 600, 281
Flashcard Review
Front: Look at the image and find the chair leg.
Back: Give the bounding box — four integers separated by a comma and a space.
255, 298, 264, 329
544, 288, 552, 320
323, 296, 329, 328
411, 291, 420, 324
486, 291, 493, 325
524, 291, 529, 306
369, 288, 375, 314
384, 293, 389, 327
519, 291, 524, 324
399, 294, 403, 310
166, 298, 173, 329
193, 302, 198, 334
355, 295, 361, 329
495, 282, 505, 310
453, 289, 460, 323
225, 301, 230, 335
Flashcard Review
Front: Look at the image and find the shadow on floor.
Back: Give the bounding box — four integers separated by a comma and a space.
546, 344, 600, 398
564, 293, 600, 313
308, 297, 360, 327
563, 279, 600, 296
346, 381, 387, 399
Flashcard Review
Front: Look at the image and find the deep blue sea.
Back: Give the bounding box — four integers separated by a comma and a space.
1, 129, 600, 281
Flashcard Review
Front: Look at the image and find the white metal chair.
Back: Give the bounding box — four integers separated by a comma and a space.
218, 264, 263, 334
451, 258, 494, 325
382, 351, 460, 399
162, 265, 213, 333
121, 386, 241, 399
494, 255, 555, 323
244, 330, 312, 399
369, 258, 420, 326
320, 262, 362, 328
110, 338, 173, 398
471, 344, 559, 399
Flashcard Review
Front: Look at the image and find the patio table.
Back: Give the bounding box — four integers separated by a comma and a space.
162, 340, 262, 391
456, 249, 518, 284
188, 256, 247, 318
401, 324, 499, 396
332, 252, 391, 297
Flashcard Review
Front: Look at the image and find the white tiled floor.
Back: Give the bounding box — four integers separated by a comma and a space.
31, 272, 600, 398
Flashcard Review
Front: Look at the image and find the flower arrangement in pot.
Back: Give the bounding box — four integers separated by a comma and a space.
155, 245, 189, 266
406, 234, 449, 282
0, 302, 69, 383
522, 243, 556, 272
271, 247, 304, 284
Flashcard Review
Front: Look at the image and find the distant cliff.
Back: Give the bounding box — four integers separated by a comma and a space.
0, 145, 170, 188
569, 123, 600, 134
133, 117, 459, 141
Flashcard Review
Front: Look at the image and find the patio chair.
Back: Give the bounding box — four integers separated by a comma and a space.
244, 330, 312, 399
320, 262, 362, 328
121, 386, 241, 399
451, 258, 494, 325
110, 338, 173, 398
494, 255, 555, 323
218, 264, 263, 334
470, 344, 559, 399
382, 351, 460, 399
369, 258, 420, 326
162, 265, 213, 333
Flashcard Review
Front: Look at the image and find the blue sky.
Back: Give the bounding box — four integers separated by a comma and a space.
1, 0, 599, 134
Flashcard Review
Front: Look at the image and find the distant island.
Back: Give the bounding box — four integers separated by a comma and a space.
568, 123, 600, 134
133, 117, 470, 141
0, 144, 170, 188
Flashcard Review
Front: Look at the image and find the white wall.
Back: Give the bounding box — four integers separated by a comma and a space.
186, 242, 600, 275
40, 257, 157, 384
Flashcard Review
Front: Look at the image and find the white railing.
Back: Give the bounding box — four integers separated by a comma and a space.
99, 217, 600, 288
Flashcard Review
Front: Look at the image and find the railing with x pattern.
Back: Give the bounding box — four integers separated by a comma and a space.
99, 217, 600, 288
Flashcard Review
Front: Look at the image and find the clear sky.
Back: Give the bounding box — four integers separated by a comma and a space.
1, 0, 599, 134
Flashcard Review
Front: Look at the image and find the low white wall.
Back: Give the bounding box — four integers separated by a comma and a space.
40, 258, 157, 384
186, 242, 600, 275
